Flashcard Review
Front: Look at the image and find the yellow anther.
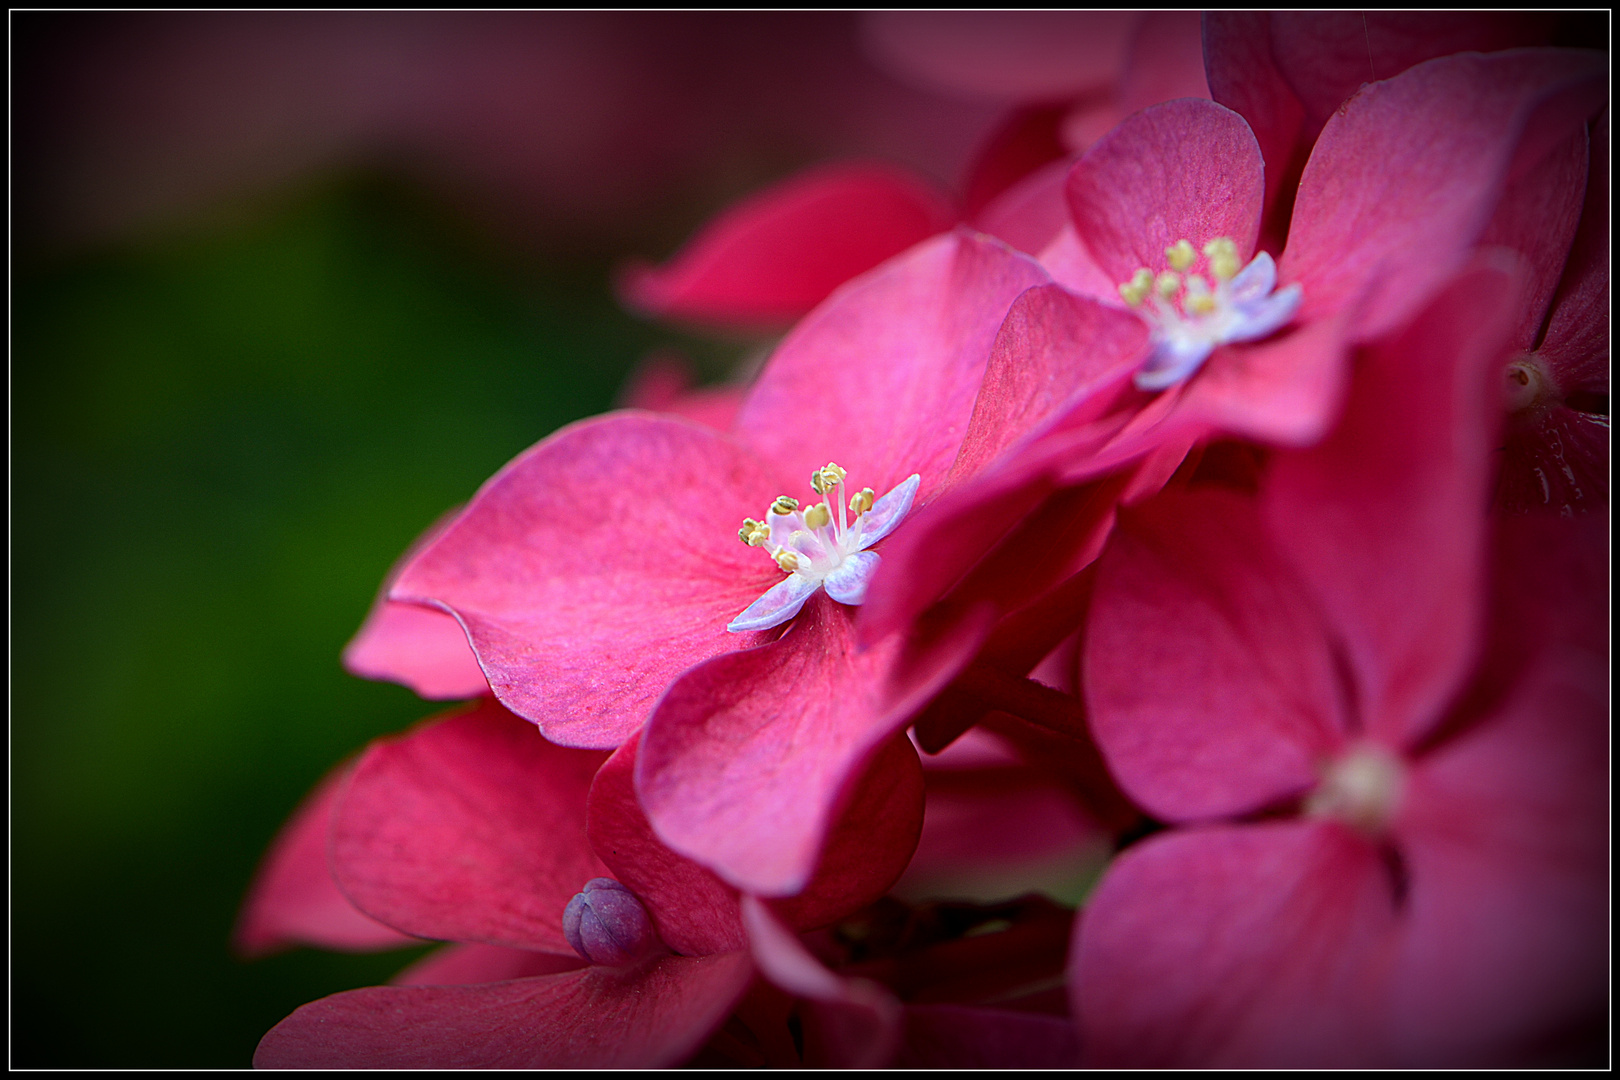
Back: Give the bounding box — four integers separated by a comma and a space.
1203, 238, 1240, 282
1118, 267, 1153, 307
1154, 271, 1181, 299
775, 550, 801, 573
738, 518, 771, 546
1184, 274, 1216, 315
1165, 239, 1197, 272
850, 488, 875, 515
811, 463, 848, 494
803, 504, 832, 530
771, 495, 800, 516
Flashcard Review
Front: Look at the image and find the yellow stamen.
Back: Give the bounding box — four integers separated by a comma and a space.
1166, 239, 1197, 272
1184, 275, 1216, 315
811, 462, 848, 494
771, 495, 800, 516
775, 550, 801, 573
1203, 238, 1240, 282
803, 504, 831, 530
1118, 267, 1153, 307
850, 488, 875, 515
1154, 271, 1181, 299
738, 518, 770, 546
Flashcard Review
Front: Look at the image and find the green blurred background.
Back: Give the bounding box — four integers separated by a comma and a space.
12, 175, 730, 1066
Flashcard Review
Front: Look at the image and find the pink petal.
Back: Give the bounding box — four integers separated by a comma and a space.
1073, 822, 1400, 1066
1116, 11, 1211, 116
950, 284, 1147, 484
618, 162, 955, 330
392, 413, 784, 748
857, 283, 1145, 646
1085, 491, 1346, 823
972, 154, 1075, 256
1282, 49, 1607, 341
734, 229, 1049, 506
1270, 13, 1562, 137
861, 12, 1139, 101
586, 732, 746, 958
1264, 260, 1520, 748
234, 760, 418, 957
1478, 126, 1589, 351
1496, 400, 1610, 516
742, 896, 903, 1068
254, 951, 754, 1068
1202, 13, 1310, 246
1036, 223, 1120, 301
342, 505, 488, 701
898, 1004, 1081, 1068
639, 595, 968, 896
331, 700, 609, 952
893, 756, 1107, 905
962, 105, 1073, 221
616, 351, 747, 432
392, 943, 585, 986
1066, 97, 1265, 286
1174, 301, 1353, 447
1537, 108, 1609, 379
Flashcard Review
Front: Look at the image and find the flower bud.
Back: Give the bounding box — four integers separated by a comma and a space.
562, 878, 658, 966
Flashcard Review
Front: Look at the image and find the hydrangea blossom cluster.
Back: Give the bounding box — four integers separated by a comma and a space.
240, 13, 1608, 1068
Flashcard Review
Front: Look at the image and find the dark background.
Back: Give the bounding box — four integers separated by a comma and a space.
11, 12, 998, 1066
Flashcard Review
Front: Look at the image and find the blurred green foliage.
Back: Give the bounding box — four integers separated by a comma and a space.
12, 177, 734, 1066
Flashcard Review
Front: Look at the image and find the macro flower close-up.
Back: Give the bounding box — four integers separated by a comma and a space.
13, 10, 1608, 1069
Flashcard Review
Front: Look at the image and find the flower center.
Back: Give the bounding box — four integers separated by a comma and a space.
1504, 353, 1559, 414
1117, 236, 1303, 391
1304, 743, 1406, 836
738, 462, 876, 583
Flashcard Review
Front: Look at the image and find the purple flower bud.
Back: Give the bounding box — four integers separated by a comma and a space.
562, 877, 658, 966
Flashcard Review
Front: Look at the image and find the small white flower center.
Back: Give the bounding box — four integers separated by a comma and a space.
1118, 236, 1303, 391
739, 462, 874, 585
1304, 743, 1406, 836
1504, 353, 1558, 414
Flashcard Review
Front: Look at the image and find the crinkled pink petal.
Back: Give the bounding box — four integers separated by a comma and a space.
392, 413, 784, 748
392, 943, 586, 987
733, 229, 1049, 505
1073, 822, 1401, 1067
1085, 490, 1346, 822
617, 351, 746, 432
331, 700, 609, 952
1282, 49, 1607, 341
1264, 261, 1519, 748
254, 951, 754, 1068
1066, 98, 1265, 286
233, 760, 418, 957
586, 732, 746, 958
898, 1004, 1081, 1068
742, 896, 903, 1068
342, 504, 489, 700
618, 162, 955, 330
1116, 11, 1210, 116
861, 12, 1138, 102
639, 595, 971, 896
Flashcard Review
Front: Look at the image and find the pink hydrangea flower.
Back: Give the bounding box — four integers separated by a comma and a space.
1072, 261, 1607, 1065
